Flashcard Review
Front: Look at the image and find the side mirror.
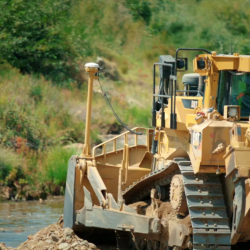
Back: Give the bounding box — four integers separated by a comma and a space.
177, 58, 188, 71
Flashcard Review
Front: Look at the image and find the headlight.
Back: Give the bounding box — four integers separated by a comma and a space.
224, 105, 241, 121
228, 107, 237, 118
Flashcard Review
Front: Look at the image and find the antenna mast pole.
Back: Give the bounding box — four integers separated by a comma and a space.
82, 63, 99, 156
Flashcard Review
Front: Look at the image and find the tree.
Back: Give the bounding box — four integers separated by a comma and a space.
0, 0, 77, 84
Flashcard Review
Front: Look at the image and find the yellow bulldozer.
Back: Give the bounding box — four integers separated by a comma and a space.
63, 48, 250, 250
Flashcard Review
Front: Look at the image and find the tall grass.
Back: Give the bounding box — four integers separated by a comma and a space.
0, 148, 23, 184
42, 146, 76, 187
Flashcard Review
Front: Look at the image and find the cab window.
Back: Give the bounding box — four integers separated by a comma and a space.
217, 71, 250, 118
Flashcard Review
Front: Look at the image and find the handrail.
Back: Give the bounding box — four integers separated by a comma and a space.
92, 127, 153, 157
153, 94, 172, 98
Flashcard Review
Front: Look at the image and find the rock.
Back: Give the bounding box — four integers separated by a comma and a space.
64, 227, 74, 237
51, 234, 59, 242
59, 243, 69, 249
71, 242, 79, 247
0, 242, 8, 250
57, 215, 64, 228
28, 235, 33, 240
80, 240, 89, 247
0, 228, 5, 232
80, 246, 88, 250
0, 216, 98, 250
65, 246, 72, 250
88, 243, 96, 249
58, 238, 65, 244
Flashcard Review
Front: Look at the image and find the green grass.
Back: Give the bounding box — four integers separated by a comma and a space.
0, 148, 24, 185
41, 146, 76, 187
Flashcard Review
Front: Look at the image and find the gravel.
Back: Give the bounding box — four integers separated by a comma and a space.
0, 216, 98, 250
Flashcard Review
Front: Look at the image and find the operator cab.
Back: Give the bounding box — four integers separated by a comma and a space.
217, 71, 250, 119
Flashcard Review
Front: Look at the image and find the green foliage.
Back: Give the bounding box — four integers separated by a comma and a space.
42, 146, 75, 186
0, 100, 47, 150
0, 66, 85, 152
0, 0, 80, 84
0, 148, 22, 182
125, 0, 152, 25
29, 85, 43, 104
124, 106, 151, 127
6, 166, 26, 186
146, 0, 250, 54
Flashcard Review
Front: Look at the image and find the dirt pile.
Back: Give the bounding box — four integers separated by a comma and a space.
0, 217, 99, 250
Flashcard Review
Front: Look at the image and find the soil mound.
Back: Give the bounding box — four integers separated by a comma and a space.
0, 217, 99, 250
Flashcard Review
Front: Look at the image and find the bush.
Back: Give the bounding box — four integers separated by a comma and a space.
42, 146, 75, 187
0, 0, 79, 84
0, 101, 47, 150
125, 0, 152, 25
0, 148, 22, 183
29, 85, 43, 104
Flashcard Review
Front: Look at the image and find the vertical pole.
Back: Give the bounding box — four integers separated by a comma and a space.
82, 63, 99, 156
152, 64, 156, 127
203, 72, 219, 110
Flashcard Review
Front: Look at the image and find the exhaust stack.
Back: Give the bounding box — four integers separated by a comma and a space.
82, 62, 99, 156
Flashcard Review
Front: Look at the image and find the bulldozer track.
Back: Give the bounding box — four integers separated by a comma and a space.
177, 158, 231, 250
123, 161, 180, 204
122, 158, 231, 249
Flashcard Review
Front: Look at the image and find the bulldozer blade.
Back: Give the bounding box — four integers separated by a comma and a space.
64, 155, 77, 229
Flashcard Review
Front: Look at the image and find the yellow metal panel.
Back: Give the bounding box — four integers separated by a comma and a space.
212, 55, 239, 71
238, 57, 250, 72
224, 148, 250, 177
186, 114, 197, 127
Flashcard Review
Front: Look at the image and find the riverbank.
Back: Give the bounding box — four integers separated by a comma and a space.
0, 216, 99, 250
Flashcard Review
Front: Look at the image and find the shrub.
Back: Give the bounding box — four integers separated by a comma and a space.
29, 85, 43, 104
0, 0, 79, 84
0, 101, 47, 150
42, 146, 75, 187
125, 0, 152, 25
0, 148, 22, 183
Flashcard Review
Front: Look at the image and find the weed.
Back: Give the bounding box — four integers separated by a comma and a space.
0, 148, 22, 182
29, 85, 43, 104
42, 146, 76, 187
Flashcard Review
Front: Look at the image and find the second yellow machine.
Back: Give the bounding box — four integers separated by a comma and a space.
64, 48, 250, 250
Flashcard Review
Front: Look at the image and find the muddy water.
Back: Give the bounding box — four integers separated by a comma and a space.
0, 198, 64, 248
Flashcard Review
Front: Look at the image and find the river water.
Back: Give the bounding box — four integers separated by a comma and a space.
0, 198, 64, 248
